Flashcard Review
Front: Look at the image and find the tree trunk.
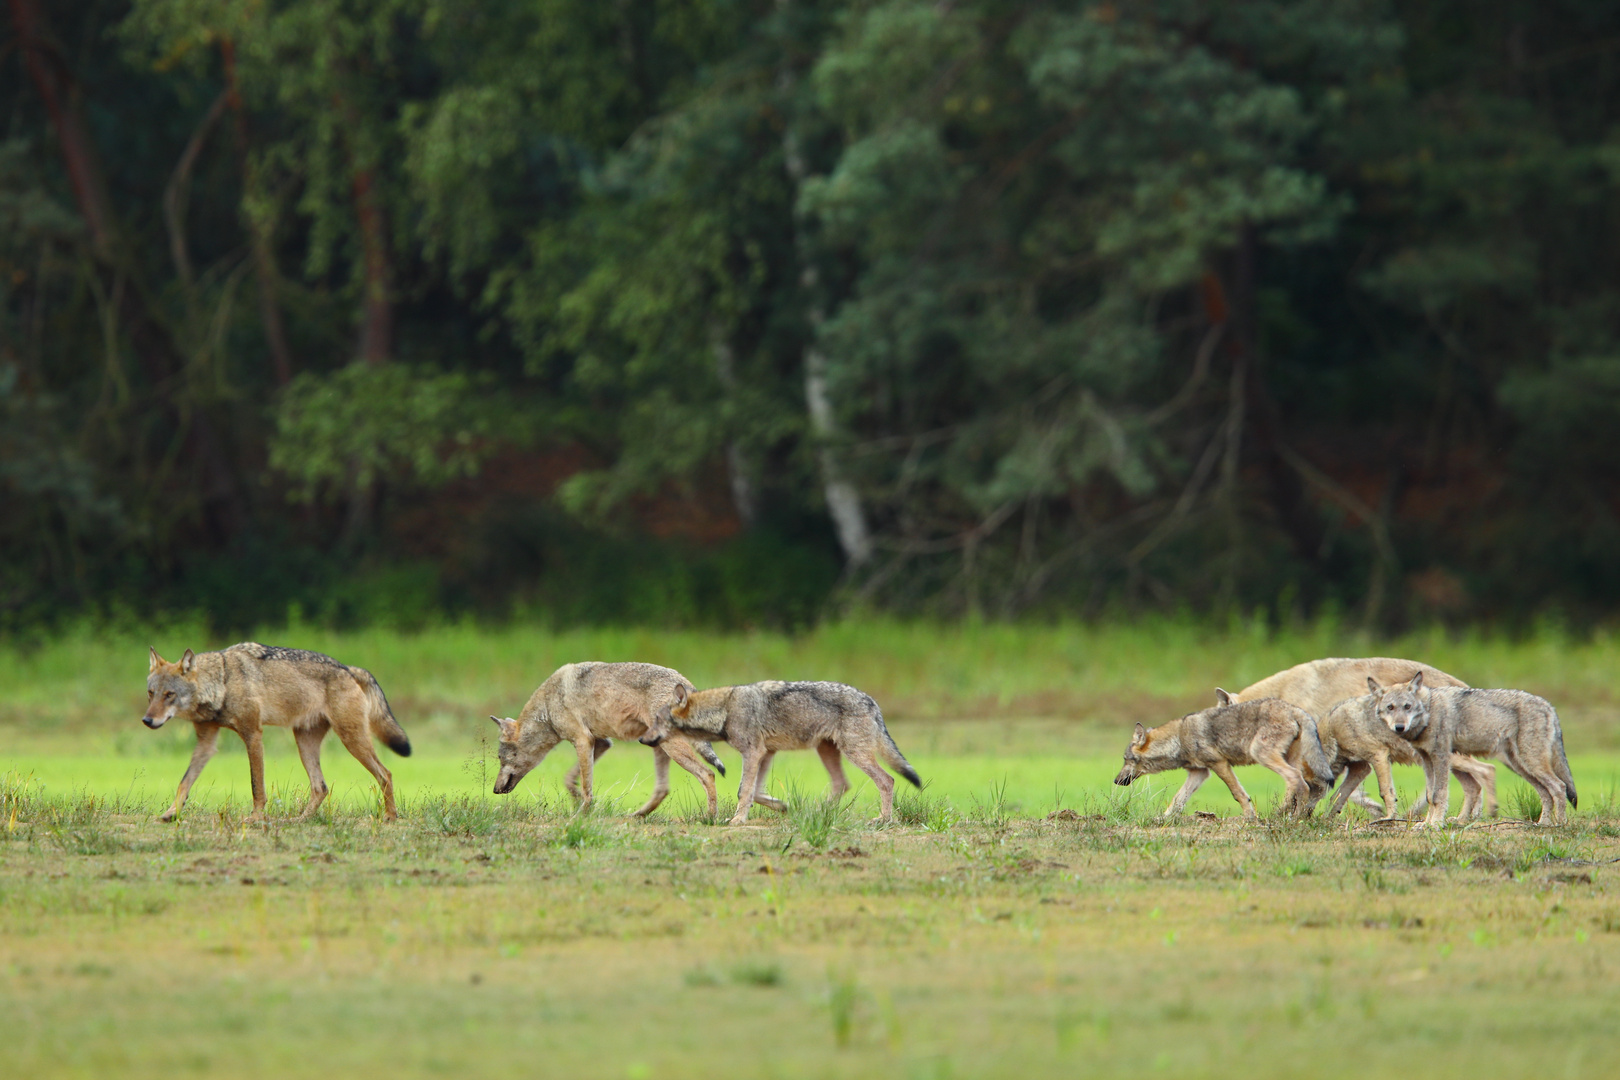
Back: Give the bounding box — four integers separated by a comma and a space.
778, 58, 872, 569
222, 38, 294, 386
352, 166, 392, 365
711, 334, 758, 529
11, 0, 243, 540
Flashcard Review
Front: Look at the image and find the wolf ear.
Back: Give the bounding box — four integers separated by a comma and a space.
180, 649, 195, 674
1214, 688, 1234, 707
1367, 676, 1381, 695
1131, 722, 1148, 749
148, 646, 163, 672
1408, 670, 1424, 691
672, 683, 690, 712
489, 715, 517, 737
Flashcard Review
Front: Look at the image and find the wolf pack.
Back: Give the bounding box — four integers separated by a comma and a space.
141, 644, 1575, 829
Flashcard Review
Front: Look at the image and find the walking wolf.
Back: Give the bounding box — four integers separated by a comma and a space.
143, 643, 411, 822
1114, 693, 1333, 818
489, 661, 724, 818
1230, 657, 1495, 818
1310, 688, 1487, 821
639, 680, 921, 824
1373, 673, 1576, 826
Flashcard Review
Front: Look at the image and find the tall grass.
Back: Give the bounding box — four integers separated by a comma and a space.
8, 615, 1619, 738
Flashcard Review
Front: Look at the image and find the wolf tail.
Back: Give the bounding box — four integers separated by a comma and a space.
1302, 717, 1335, 793
1551, 710, 1577, 809
871, 700, 922, 789
350, 666, 412, 757
694, 740, 727, 777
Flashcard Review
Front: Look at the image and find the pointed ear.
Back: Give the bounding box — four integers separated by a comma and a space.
1408, 670, 1423, 691
672, 683, 690, 712
1131, 722, 1148, 749
149, 646, 163, 672
180, 649, 195, 675
489, 715, 517, 738
1215, 688, 1234, 707
1367, 676, 1381, 695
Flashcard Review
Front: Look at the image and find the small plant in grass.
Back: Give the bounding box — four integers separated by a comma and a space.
895, 782, 958, 831
1506, 783, 1543, 822
828, 972, 860, 1047
730, 957, 784, 987
422, 795, 503, 838
781, 779, 852, 850
971, 777, 1011, 831
555, 814, 610, 850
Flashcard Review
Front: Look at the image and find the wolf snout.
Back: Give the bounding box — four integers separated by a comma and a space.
142, 715, 164, 729
638, 733, 663, 747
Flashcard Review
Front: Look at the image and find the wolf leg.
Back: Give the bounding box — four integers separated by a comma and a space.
840, 742, 897, 823
1451, 761, 1485, 823
1500, 743, 1564, 826
1257, 749, 1308, 818
564, 738, 612, 802
294, 718, 332, 820
331, 718, 397, 821
161, 721, 221, 822
662, 739, 720, 818
1325, 762, 1372, 819
752, 751, 787, 813
1165, 768, 1210, 816
1368, 755, 1402, 821
633, 744, 673, 817
242, 728, 269, 822
1206, 761, 1255, 819
1417, 750, 1451, 827
817, 741, 850, 804
729, 748, 765, 825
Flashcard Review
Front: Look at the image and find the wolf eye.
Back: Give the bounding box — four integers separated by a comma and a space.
164, 691, 175, 700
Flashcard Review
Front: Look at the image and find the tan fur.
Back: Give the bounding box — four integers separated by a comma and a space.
490, 662, 721, 818
641, 680, 921, 825
1114, 692, 1332, 819
1232, 657, 1496, 818
143, 643, 410, 823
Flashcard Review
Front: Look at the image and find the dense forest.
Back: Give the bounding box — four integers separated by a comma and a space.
4, 0, 1620, 631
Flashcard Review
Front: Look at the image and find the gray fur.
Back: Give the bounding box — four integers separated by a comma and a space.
490, 661, 723, 818
642, 679, 921, 825
1231, 656, 1496, 818
1374, 673, 1576, 826
1114, 695, 1332, 819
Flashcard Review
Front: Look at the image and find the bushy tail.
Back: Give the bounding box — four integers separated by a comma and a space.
694, 740, 727, 777
350, 666, 411, 757
872, 703, 921, 789
1301, 718, 1335, 793
1552, 712, 1577, 809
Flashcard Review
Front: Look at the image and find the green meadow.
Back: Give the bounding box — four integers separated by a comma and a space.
4, 619, 1620, 1078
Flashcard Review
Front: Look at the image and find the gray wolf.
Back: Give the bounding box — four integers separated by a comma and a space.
489, 661, 724, 818
1113, 692, 1332, 818
1231, 657, 1495, 818
1373, 672, 1576, 826
638, 680, 921, 824
143, 643, 411, 822
1310, 689, 1488, 821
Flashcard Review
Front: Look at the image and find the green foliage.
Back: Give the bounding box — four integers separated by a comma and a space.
269, 363, 497, 497
7, 0, 1620, 629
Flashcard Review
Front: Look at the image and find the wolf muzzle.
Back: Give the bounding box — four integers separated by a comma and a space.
638, 733, 664, 747
142, 715, 166, 730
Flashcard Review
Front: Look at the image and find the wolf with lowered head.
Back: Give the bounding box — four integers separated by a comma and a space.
639, 680, 921, 825
489, 661, 724, 818
1114, 691, 1333, 819
143, 643, 411, 822
1373, 672, 1576, 826
1230, 657, 1495, 818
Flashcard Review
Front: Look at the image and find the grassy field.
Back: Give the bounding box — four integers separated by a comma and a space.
4, 619, 1620, 1078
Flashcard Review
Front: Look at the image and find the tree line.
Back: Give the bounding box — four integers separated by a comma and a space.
4, 0, 1619, 631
